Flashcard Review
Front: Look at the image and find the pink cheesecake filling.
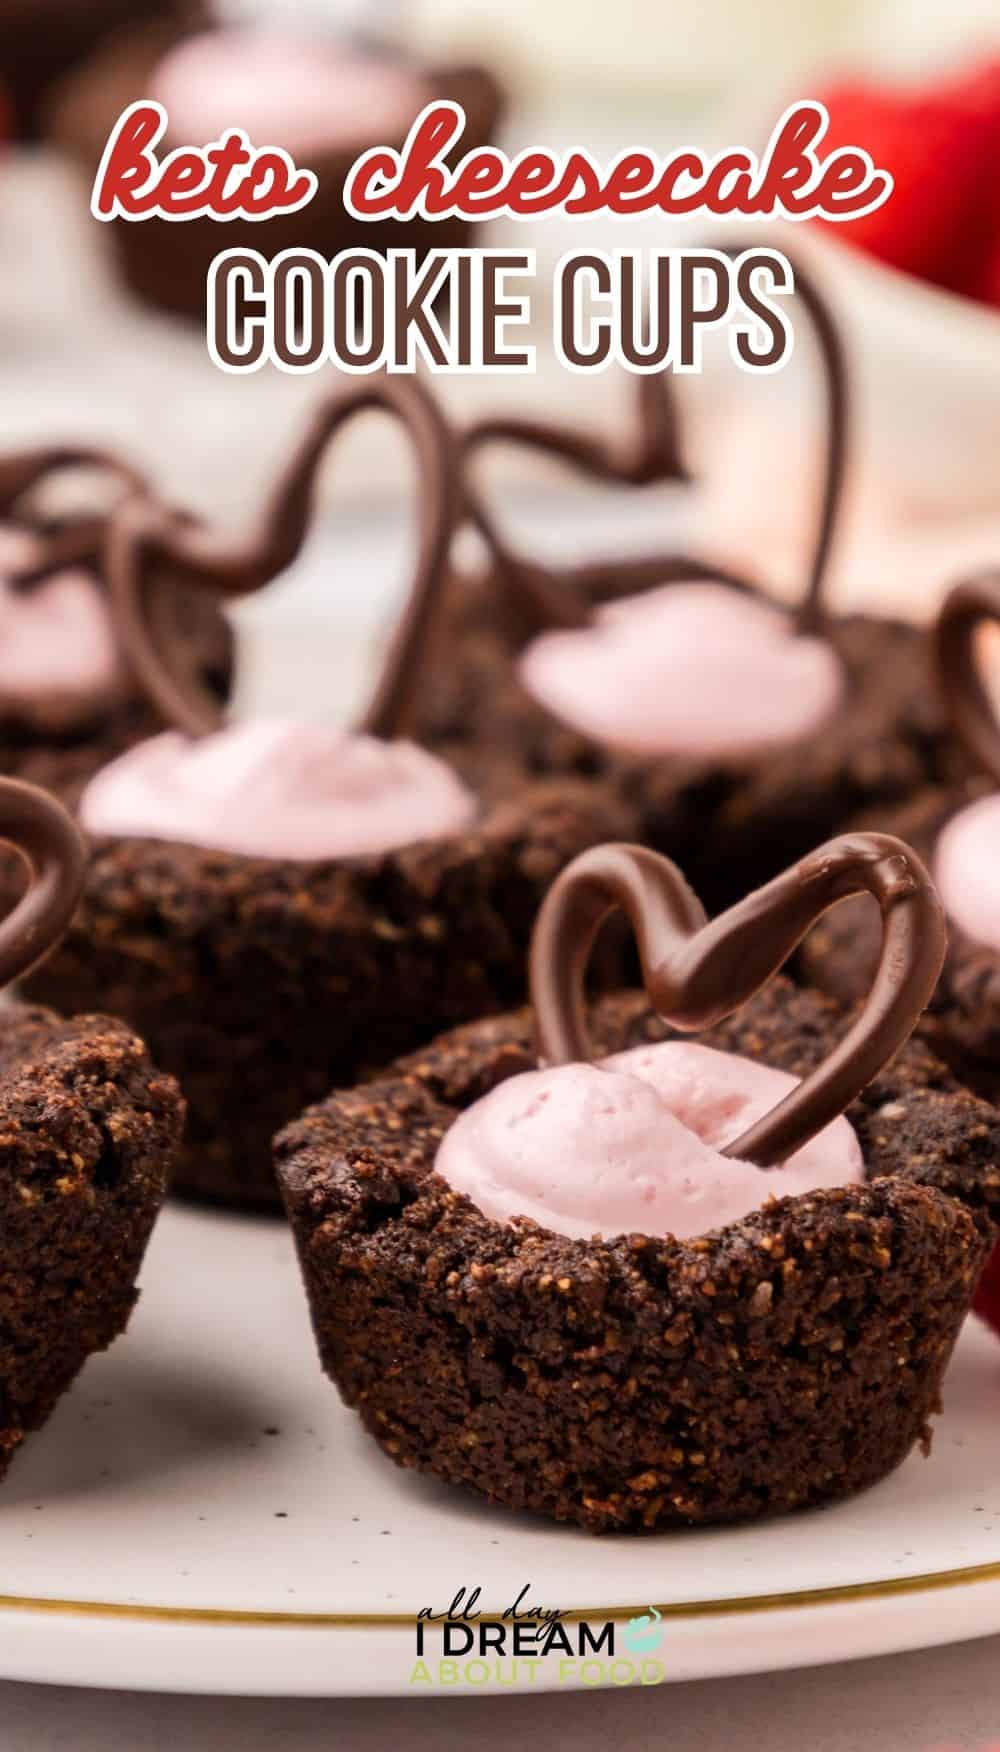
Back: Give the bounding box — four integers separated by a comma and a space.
935, 793, 1000, 955
0, 526, 118, 701
518, 581, 844, 759
79, 720, 478, 860
151, 30, 427, 154
435, 1039, 863, 1241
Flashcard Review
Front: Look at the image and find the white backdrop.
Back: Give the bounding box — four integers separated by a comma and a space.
220, 0, 1000, 90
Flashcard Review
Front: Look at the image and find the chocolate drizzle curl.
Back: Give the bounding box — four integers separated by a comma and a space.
460, 364, 716, 636
0, 779, 85, 989
0, 445, 149, 590
530, 834, 944, 1167
933, 575, 1000, 787
104, 376, 462, 742
467, 369, 688, 489
0, 446, 146, 515
461, 244, 848, 639
757, 247, 848, 634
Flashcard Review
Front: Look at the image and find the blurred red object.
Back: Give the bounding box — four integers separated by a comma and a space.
816, 61, 1000, 304
974, 1236, 1000, 1337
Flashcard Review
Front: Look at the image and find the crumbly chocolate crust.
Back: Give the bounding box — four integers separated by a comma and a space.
800, 782, 1000, 1089
0, 1004, 183, 1478
425, 572, 957, 909
276, 979, 996, 1534
19, 775, 633, 1208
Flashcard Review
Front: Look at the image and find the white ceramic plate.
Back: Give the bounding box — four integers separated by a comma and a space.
0, 1202, 998, 1698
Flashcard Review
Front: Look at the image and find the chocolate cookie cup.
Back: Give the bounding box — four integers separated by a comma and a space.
419, 251, 950, 909
0, 444, 232, 800
19, 377, 632, 1210
0, 777, 182, 1480
802, 577, 1000, 1085
1, 0, 204, 140
276, 835, 994, 1534
47, 22, 502, 321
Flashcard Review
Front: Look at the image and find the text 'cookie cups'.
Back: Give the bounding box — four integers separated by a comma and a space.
19, 376, 632, 1209
277, 837, 996, 1534
422, 251, 953, 909
0, 777, 183, 1480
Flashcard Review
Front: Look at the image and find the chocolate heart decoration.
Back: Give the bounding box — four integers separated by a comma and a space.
459, 363, 720, 639
0, 779, 85, 988
461, 244, 847, 639
0, 445, 148, 590
933, 575, 1000, 787
103, 374, 461, 742
530, 834, 945, 1167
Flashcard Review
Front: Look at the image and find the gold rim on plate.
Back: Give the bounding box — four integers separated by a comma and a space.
1, 1557, 999, 1630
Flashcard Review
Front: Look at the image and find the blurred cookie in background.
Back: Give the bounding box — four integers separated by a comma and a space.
44, 21, 503, 319
0, 0, 207, 142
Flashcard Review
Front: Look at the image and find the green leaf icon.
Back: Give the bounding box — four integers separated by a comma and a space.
622, 1605, 663, 1653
